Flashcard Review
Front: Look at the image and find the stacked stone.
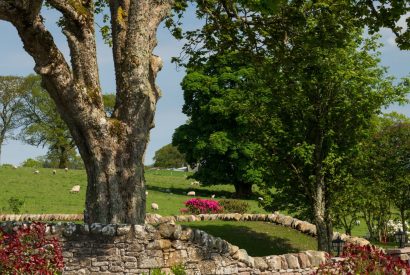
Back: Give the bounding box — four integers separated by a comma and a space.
146, 212, 370, 246
0, 213, 83, 221
0, 221, 327, 274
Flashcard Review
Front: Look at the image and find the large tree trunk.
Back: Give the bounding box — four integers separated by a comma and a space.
0, 128, 6, 163
0, 137, 3, 164
400, 208, 408, 243
313, 177, 333, 252
233, 182, 253, 198
0, 0, 172, 224
58, 146, 68, 169
312, 129, 333, 252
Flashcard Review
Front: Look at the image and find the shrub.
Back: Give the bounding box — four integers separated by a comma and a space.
315, 243, 410, 274
184, 198, 223, 214
218, 199, 249, 213
0, 222, 64, 274
171, 263, 186, 275
7, 197, 24, 214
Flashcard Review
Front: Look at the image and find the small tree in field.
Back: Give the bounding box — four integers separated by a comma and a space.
153, 144, 186, 168
0, 76, 27, 163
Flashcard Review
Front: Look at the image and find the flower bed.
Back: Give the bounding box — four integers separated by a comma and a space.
0, 222, 64, 274
184, 198, 223, 214
315, 243, 410, 274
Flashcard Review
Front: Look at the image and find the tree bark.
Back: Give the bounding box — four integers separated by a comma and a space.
400, 208, 408, 243
58, 146, 68, 169
233, 182, 253, 198
0, 136, 3, 164
0, 0, 173, 224
312, 126, 333, 252
313, 175, 333, 252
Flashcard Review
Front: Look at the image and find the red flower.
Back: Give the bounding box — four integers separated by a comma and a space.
0, 222, 64, 274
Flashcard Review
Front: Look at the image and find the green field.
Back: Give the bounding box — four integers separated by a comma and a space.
0, 166, 265, 216
1, 165, 395, 250
179, 220, 317, 256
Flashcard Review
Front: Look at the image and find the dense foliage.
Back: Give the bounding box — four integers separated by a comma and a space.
0, 223, 64, 274
153, 144, 186, 168
333, 114, 410, 241
171, 0, 410, 251
184, 198, 223, 214
219, 199, 250, 214
316, 243, 410, 274
173, 53, 262, 197
0, 76, 27, 162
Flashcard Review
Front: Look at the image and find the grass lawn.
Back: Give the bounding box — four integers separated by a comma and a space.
179, 220, 317, 256
0, 166, 265, 216
2, 165, 398, 251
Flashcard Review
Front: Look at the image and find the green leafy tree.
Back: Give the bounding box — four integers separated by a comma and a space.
356, 113, 410, 240
172, 0, 409, 251
257, 31, 408, 252
354, 1, 410, 50
20, 75, 76, 169
173, 53, 265, 197
0, 76, 27, 163
153, 144, 186, 168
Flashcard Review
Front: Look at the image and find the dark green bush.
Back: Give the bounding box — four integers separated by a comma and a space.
219, 199, 250, 214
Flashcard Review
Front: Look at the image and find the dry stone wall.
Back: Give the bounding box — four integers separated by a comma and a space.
0, 213, 370, 274
0, 212, 370, 246
0, 221, 325, 274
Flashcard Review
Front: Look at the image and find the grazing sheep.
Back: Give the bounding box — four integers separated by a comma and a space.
33, 170, 40, 174
355, 220, 361, 226
190, 180, 200, 186
151, 203, 159, 210
211, 194, 216, 198
52, 170, 57, 175
12, 165, 18, 169
64, 168, 69, 172
70, 185, 81, 193
187, 191, 196, 196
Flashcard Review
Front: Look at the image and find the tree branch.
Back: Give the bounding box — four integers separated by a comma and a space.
46, 0, 90, 26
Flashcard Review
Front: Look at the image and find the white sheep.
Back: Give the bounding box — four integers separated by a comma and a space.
187, 191, 196, 196
64, 167, 69, 172
52, 170, 57, 175
258, 197, 264, 201
151, 203, 159, 210
211, 194, 215, 198
33, 170, 40, 174
190, 180, 200, 186
355, 220, 361, 226
70, 185, 81, 193
145, 191, 149, 196
12, 165, 18, 169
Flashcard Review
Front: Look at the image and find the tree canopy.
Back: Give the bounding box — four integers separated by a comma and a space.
153, 143, 186, 168
171, 0, 410, 251
0, 76, 27, 163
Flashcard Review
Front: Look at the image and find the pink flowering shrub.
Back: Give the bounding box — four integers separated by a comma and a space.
179, 208, 189, 214
184, 198, 223, 214
315, 243, 410, 274
0, 222, 64, 274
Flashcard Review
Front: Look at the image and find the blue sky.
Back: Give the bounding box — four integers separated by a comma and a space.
0, 7, 409, 165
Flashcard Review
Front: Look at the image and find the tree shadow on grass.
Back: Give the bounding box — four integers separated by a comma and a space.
182, 223, 305, 256
147, 185, 235, 199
